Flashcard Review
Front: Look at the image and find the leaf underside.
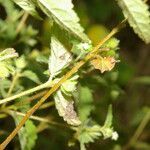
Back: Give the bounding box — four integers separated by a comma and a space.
54, 90, 81, 126
49, 36, 72, 79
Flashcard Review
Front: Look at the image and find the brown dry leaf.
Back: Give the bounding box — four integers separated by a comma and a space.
91, 56, 116, 73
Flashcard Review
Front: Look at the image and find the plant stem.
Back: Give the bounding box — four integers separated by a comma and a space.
39, 101, 55, 109
7, 73, 20, 97
5, 110, 71, 130
2, 72, 20, 108
8, 110, 51, 124
0, 81, 51, 105
16, 12, 29, 34
131, 110, 150, 143
0, 20, 125, 149
13, 90, 48, 108
124, 110, 150, 150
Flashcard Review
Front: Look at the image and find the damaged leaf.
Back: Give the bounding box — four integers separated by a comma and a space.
54, 90, 81, 126
91, 56, 117, 73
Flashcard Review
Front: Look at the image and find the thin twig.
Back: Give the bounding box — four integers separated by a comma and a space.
9, 110, 51, 124
16, 12, 29, 34
0, 81, 51, 105
123, 110, 150, 150
39, 101, 55, 109
13, 90, 48, 108
0, 20, 125, 149
7, 73, 20, 97
7, 110, 70, 130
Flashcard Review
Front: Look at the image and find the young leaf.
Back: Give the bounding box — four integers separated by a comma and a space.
37, 0, 90, 42
12, 114, 37, 150
0, 48, 18, 61
49, 36, 72, 79
104, 105, 113, 128
71, 41, 93, 59
0, 48, 17, 79
116, 0, 150, 44
15, 55, 27, 70
0, 62, 11, 79
77, 121, 102, 150
61, 75, 79, 96
13, 0, 41, 19
21, 70, 41, 84
102, 38, 120, 50
100, 105, 119, 140
54, 90, 81, 126
91, 56, 117, 73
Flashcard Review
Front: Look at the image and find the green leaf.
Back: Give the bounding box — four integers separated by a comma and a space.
116, 0, 150, 44
22, 70, 41, 84
36, 55, 49, 64
0, 48, 18, 61
0, 79, 11, 97
103, 38, 120, 50
78, 86, 94, 121
15, 55, 27, 70
0, 62, 15, 79
76, 106, 118, 149
77, 121, 102, 150
101, 105, 118, 140
12, 114, 37, 150
71, 41, 92, 59
37, 0, 90, 42
49, 36, 72, 79
0, 62, 11, 79
104, 105, 113, 128
61, 75, 79, 96
0, 48, 18, 79
54, 90, 81, 126
13, 0, 41, 19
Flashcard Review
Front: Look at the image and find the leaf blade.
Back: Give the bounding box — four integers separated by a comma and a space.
13, 0, 41, 19
38, 0, 90, 42
22, 70, 41, 84
116, 0, 150, 43
49, 36, 72, 79
54, 90, 81, 126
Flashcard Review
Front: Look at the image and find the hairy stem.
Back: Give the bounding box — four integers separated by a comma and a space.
0, 81, 51, 105
0, 20, 125, 149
